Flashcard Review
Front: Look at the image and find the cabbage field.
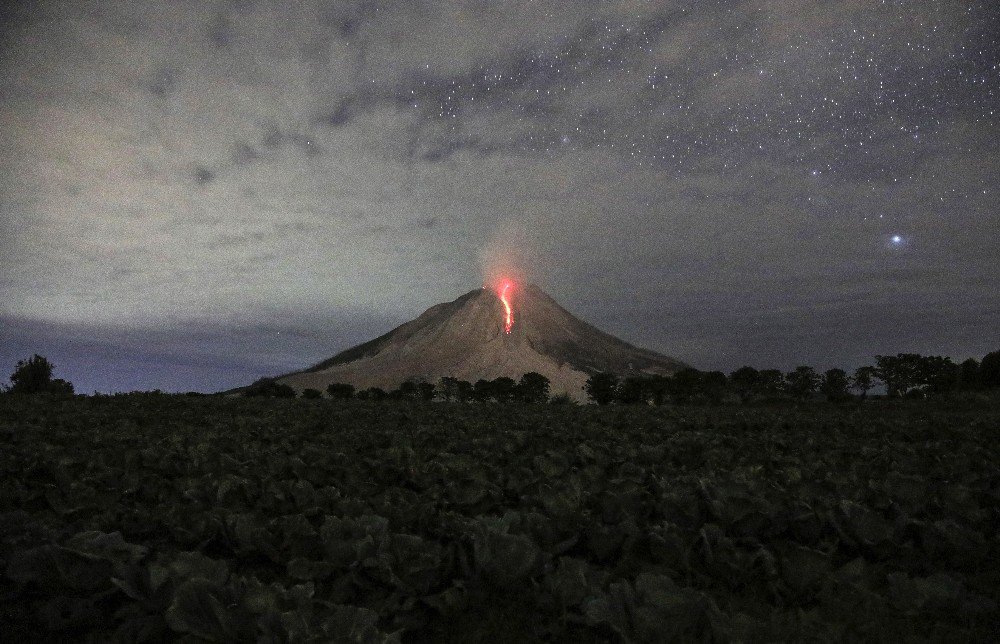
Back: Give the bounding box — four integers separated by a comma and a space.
1, 394, 998, 641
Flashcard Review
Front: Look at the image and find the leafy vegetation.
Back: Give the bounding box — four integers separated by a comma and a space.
4, 355, 74, 395
584, 373, 618, 406
326, 383, 356, 400
584, 350, 1000, 406
2, 394, 998, 641
244, 378, 296, 399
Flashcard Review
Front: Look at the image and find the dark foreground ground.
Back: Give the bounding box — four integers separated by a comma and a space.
1, 394, 998, 642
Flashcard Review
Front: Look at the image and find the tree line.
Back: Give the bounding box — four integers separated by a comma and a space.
6, 350, 1000, 404
241, 350, 1000, 405
583, 351, 1000, 405
243, 372, 558, 404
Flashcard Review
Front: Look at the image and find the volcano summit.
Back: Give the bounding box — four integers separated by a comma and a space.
277, 284, 687, 400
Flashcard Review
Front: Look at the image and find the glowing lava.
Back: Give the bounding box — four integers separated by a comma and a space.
497, 280, 515, 334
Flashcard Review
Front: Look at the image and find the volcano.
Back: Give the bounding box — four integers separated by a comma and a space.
276, 284, 687, 400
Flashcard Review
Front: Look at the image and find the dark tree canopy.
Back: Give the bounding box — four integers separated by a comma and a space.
756, 369, 785, 399
10, 354, 52, 393
785, 366, 820, 400
958, 358, 980, 391
394, 381, 419, 399
438, 377, 460, 401
874, 353, 963, 397
875, 354, 922, 397
820, 368, 851, 402
729, 366, 760, 403
326, 382, 355, 399
916, 355, 958, 394
585, 372, 618, 405
417, 381, 436, 401
980, 351, 1000, 389
7, 354, 74, 395
49, 379, 75, 395
666, 368, 702, 404
615, 376, 650, 405
454, 380, 474, 402
357, 387, 387, 401
851, 366, 878, 397
515, 372, 550, 403
244, 378, 296, 398
700, 371, 729, 405
490, 377, 517, 403
472, 379, 493, 402
470, 377, 518, 403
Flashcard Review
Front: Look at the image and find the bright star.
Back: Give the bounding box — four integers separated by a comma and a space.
886, 234, 909, 249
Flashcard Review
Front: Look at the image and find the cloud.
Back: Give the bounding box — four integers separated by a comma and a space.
206, 10, 234, 48
232, 141, 261, 165
0, 0, 996, 391
193, 166, 216, 185
146, 66, 178, 97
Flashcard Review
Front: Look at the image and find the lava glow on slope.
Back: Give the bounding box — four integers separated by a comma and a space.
497, 279, 515, 334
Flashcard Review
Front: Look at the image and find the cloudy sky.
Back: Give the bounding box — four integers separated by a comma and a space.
1, 0, 997, 393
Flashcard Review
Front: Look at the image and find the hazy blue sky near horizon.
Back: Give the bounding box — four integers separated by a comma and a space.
1, 0, 998, 393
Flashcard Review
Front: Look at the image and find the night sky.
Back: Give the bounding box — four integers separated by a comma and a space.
1, 1, 997, 394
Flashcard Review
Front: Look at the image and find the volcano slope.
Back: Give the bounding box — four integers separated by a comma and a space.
277, 284, 686, 400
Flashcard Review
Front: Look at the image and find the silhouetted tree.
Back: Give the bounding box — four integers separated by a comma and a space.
979, 351, 1000, 389
357, 387, 387, 401
701, 371, 729, 405
875, 354, 922, 397
491, 377, 517, 403
473, 379, 493, 402
785, 366, 820, 400
916, 355, 958, 394
516, 372, 550, 403
8, 354, 73, 394
820, 368, 851, 402
666, 368, 702, 404
417, 382, 436, 401
729, 366, 760, 403
585, 372, 618, 405
438, 377, 459, 401
455, 380, 474, 402
48, 379, 75, 395
851, 366, 878, 398
393, 381, 418, 400
301, 388, 322, 399
9, 354, 52, 393
958, 358, 981, 391
244, 378, 296, 398
615, 376, 650, 405
326, 382, 355, 399
756, 369, 785, 399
